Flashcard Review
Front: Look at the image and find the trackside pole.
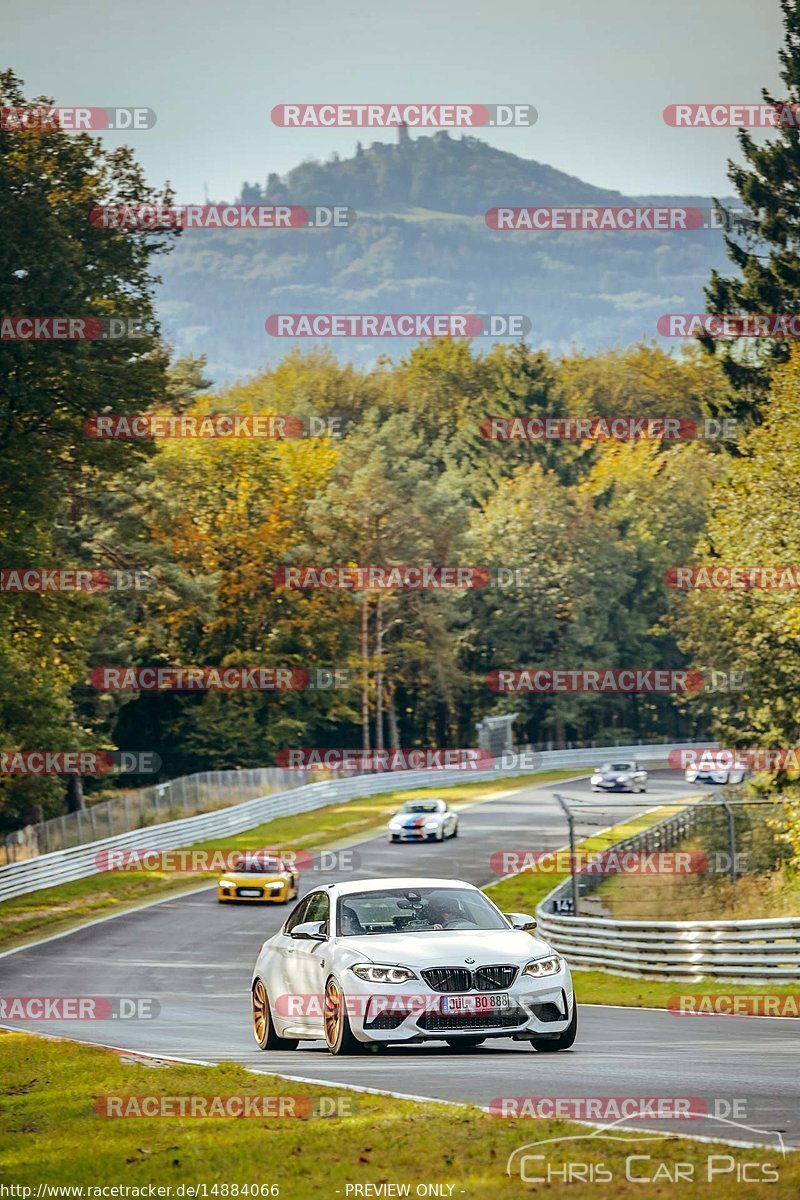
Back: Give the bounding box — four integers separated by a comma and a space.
719, 798, 738, 893
553, 793, 579, 916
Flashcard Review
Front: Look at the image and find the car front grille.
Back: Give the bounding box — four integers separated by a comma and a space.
421, 965, 518, 993
475, 965, 518, 991
422, 968, 472, 993
418, 1007, 527, 1032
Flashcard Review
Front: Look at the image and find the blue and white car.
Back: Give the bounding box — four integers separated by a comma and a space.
590, 760, 648, 794
388, 798, 458, 843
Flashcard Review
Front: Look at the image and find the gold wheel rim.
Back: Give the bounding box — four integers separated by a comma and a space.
253, 979, 269, 1044
324, 979, 341, 1046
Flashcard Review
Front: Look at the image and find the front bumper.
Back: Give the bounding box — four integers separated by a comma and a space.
687, 772, 740, 784
389, 830, 439, 842
217, 880, 291, 902
345, 973, 574, 1044
593, 779, 633, 791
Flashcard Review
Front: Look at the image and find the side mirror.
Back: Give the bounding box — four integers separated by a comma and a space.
290, 920, 327, 941
505, 912, 537, 932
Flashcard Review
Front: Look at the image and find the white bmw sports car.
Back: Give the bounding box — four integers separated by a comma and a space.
251, 877, 576, 1056
685, 759, 748, 786
387, 798, 458, 842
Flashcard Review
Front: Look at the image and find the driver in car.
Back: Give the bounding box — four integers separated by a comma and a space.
428, 896, 469, 930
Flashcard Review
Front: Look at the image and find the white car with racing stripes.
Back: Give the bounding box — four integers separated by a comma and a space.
387, 798, 458, 843
251, 877, 576, 1056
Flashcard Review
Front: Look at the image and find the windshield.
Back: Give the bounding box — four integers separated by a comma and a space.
336, 887, 507, 935
600, 762, 635, 773
232, 857, 283, 873
401, 801, 442, 814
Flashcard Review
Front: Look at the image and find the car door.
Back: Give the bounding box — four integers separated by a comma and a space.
286, 890, 331, 1037
264, 895, 310, 1029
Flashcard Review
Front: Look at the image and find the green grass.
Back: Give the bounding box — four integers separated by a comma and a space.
485, 803, 800, 1012
563, 969, 800, 1010
594, 833, 800, 922
0, 770, 578, 953
0, 1032, 794, 1196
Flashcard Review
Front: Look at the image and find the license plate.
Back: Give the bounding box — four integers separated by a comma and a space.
441, 993, 509, 1014
238, 888, 261, 897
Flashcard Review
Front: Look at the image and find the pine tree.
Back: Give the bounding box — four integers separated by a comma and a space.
704, 0, 800, 419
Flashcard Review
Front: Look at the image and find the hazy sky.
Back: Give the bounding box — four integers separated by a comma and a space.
5, 0, 785, 202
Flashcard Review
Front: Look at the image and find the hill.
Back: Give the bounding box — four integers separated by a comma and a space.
156, 132, 737, 382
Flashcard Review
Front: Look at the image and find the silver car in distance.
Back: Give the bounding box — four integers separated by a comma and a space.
590, 759, 648, 793
251, 877, 577, 1056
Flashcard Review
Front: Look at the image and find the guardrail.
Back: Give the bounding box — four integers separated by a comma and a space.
2, 733, 694, 864
1, 766, 313, 864
0, 740, 704, 903
536, 806, 800, 983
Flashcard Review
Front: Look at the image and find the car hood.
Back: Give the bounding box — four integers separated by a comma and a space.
335, 928, 553, 965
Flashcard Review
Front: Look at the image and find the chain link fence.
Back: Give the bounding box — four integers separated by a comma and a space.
0, 767, 314, 864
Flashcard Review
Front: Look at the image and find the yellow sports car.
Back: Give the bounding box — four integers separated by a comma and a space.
217, 854, 300, 904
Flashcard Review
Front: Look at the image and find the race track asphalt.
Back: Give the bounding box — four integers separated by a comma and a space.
1, 770, 797, 1150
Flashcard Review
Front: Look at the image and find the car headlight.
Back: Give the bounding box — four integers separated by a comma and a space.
351, 964, 418, 983
590, 774, 601, 783
424, 820, 439, 829
219, 878, 234, 888
523, 956, 562, 978
388, 819, 402, 829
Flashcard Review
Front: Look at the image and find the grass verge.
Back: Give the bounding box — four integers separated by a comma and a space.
0, 770, 577, 953
594, 833, 800, 922
485, 805, 672, 917
485, 804, 800, 1012
0, 1031, 794, 1196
